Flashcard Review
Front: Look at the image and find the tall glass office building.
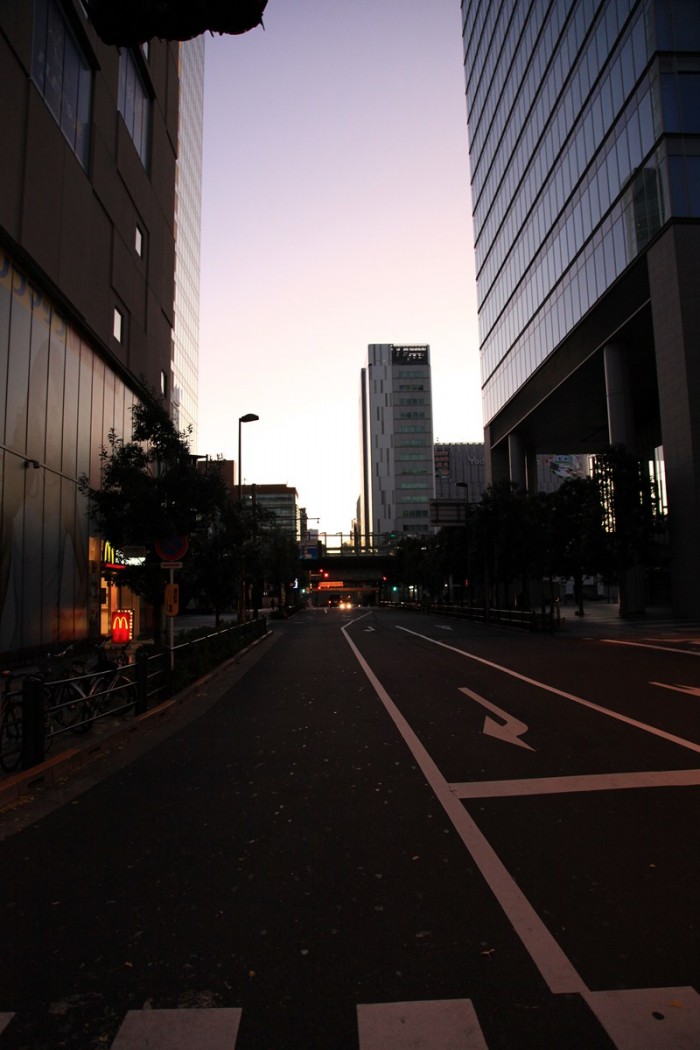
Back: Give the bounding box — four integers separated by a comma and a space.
172, 38, 205, 446
461, 0, 700, 614
359, 344, 435, 545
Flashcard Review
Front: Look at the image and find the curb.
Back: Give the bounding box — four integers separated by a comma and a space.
0, 629, 273, 811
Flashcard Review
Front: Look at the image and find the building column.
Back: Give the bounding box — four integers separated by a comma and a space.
648, 225, 700, 617
603, 342, 635, 448
508, 432, 527, 490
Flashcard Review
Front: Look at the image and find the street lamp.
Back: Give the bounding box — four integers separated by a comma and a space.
237, 413, 259, 501
237, 413, 259, 623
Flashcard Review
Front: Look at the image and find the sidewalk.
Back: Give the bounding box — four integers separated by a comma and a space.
557, 600, 700, 640
0, 628, 274, 813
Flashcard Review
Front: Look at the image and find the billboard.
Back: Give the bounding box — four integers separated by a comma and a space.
391, 345, 429, 365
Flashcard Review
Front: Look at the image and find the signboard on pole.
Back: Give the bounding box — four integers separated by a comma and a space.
155, 536, 189, 561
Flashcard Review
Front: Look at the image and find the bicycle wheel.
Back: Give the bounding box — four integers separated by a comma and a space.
51, 681, 93, 734
0, 700, 23, 771
104, 670, 136, 715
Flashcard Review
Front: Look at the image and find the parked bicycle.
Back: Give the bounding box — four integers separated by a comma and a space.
47, 641, 136, 729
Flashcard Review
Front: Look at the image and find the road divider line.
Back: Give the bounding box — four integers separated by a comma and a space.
451, 768, 700, 798
600, 639, 700, 656
342, 623, 586, 995
397, 627, 700, 755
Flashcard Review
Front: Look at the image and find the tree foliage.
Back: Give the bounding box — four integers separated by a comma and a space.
79, 398, 229, 637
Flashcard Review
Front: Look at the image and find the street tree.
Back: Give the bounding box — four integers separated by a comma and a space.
79, 398, 228, 644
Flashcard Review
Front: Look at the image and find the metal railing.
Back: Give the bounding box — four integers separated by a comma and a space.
1, 617, 268, 775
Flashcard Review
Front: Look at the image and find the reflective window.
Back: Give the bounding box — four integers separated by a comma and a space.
32, 0, 91, 168
118, 49, 151, 168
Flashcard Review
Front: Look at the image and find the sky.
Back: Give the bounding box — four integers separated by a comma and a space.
198, 0, 481, 536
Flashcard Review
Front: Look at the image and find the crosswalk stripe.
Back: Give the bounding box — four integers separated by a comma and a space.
357, 999, 488, 1049
0, 1016, 14, 1036
109, 1007, 242, 1049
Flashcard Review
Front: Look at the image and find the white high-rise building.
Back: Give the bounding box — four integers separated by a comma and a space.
172, 37, 205, 445
359, 344, 435, 545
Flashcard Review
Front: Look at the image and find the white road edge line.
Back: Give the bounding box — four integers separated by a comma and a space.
397, 626, 700, 755
600, 638, 700, 655
451, 768, 700, 798
341, 621, 586, 996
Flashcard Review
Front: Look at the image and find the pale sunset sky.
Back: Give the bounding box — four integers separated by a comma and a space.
198, 0, 482, 536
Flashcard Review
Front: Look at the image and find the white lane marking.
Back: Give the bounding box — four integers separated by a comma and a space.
452, 768, 700, 798
0, 1014, 15, 1035
365, 626, 376, 632
357, 998, 488, 1049
397, 627, 700, 755
651, 682, 700, 697
435, 625, 454, 631
582, 987, 700, 1050
601, 638, 700, 656
459, 686, 534, 751
342, 623, 586, 995
109, 1007, 242, 1049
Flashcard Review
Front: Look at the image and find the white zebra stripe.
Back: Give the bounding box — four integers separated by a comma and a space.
109, 1007, 242, 1049
357, 998, 488, 1049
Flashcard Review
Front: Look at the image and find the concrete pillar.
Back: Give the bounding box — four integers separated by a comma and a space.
648, 225, 700, 617
603, 342, 635, 448
508, 432, 527, 490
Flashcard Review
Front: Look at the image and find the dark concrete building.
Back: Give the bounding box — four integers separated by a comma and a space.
0, 0, 182, 649
461, 0, 700, 613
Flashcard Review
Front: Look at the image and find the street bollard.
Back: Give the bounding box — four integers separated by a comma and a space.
21, 677, 46, 769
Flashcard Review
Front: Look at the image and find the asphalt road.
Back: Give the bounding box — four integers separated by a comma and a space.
0, 607, 699, 1048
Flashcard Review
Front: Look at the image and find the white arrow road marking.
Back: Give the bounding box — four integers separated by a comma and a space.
651, 681, 700, 697
364, 626, 376, 632
459, 686, 534, 751
397, 626, 700, 755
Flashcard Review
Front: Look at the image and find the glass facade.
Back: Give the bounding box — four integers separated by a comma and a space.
172, 38, 205, 445
0, 250, 136, 650
462, 0, 700, 425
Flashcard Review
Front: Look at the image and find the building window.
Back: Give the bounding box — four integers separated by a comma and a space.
113, 308, 123, 342
160, 370, 168, 397
118, 49, 151, 168
135, 225, 143, 257
32, 0, 92, 168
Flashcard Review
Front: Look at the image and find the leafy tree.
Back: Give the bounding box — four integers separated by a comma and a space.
79, 398, 228, 644
546, 476, 607, 616
593, 444, 658, 615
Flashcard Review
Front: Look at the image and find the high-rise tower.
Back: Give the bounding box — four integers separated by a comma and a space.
461, 0, 700, 613
359, 344, 435, 546
172, 37, 205, 444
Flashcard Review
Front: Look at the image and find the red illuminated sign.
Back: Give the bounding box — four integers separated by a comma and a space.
111, 608, 134, 644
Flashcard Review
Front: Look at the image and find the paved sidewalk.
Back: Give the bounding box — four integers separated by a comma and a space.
557, 600, 700, 642
0, 628, 275, 813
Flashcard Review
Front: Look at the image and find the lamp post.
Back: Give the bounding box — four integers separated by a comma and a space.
237, 413, 259, 622
237, 413, 259, 502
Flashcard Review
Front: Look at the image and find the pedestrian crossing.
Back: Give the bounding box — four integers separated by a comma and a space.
0, 998, 489, 1049
3, 988, 700, 1047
